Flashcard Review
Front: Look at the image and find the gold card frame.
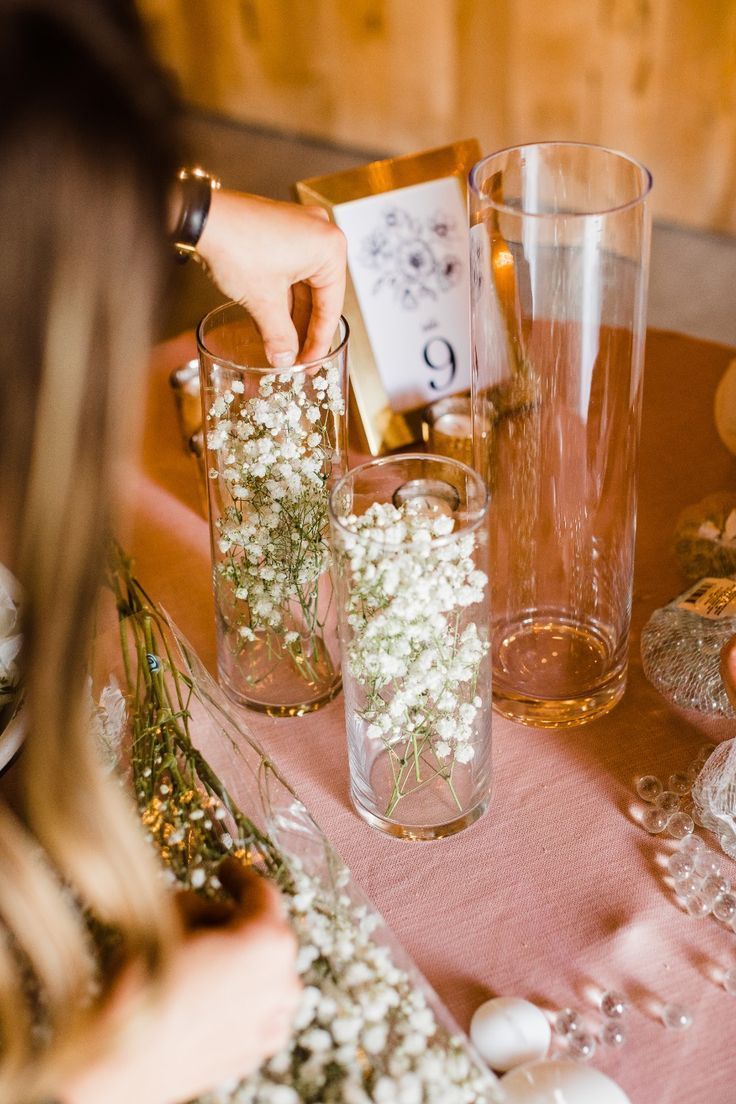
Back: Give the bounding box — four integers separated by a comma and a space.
296, 139, 481, 456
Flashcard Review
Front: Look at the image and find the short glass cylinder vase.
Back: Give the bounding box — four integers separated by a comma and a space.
329, 454, 492, 839
198, 302, 348, 715
469, 142, 652, 727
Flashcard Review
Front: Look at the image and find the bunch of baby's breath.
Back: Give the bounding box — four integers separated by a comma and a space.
108, 547, 286, 892
206, 363, 344, 688
105, 549, 498, 1104
333, 502, 489, 817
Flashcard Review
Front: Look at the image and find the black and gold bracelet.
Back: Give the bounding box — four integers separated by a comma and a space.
170, 167, 221, 262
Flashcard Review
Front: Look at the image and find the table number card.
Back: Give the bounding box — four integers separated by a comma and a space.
333, 177, 471, 415
296, 140, 481, 454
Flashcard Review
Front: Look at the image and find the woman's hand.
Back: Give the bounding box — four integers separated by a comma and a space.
64, 860, 301, 1104
197, 189, 347, 368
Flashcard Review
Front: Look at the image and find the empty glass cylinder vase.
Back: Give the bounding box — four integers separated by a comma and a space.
469, 142, 652, 727
198, 302, 348, 715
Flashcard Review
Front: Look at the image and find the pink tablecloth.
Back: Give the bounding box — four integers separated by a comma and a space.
128, 329, 736, 1104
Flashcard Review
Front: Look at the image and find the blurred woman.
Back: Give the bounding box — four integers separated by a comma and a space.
0, 2, 345, 1102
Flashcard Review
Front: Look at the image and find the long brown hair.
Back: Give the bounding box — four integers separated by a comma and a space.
0, 2, 182, 1099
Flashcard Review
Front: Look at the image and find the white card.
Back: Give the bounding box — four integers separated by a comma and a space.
334, 176, 471, 413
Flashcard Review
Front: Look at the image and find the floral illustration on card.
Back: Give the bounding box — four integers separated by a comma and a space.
359, 205, 463, 311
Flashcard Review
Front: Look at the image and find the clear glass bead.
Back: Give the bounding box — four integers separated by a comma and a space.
692, 806, 708, 828
691, 747, 717, 775
667, 812, 695, 840
713, 892, 736, 923
600, 990, 628, 1019
701, 873, 730, 903
554, 1008, 581, 1036
600, 1021, 626, 1047
662, 1003, 693, 1030
636, 775, 663, 802
668, 771, 691, 795
655, 790, 681, 814
674, 873, 701, 898
668, 850, 695, 879
723, 966, 736, 996
679, 834, 705, 856
694, 849, 723, 878
688, 755, 708, 780
685, 893, 711, 918
642, 807, 670, 834
567, 1030, 596, 1061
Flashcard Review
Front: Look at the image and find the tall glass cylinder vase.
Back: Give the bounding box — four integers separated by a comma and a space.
469, 142, 652, 728
198, 302, 348, 715
329, 454, 492, 839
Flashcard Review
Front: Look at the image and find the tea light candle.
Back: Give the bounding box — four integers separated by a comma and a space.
392, 478, 460, 517
469, 997, 551, 1071
501, 1060, 631, 1103
169, 358, 203, 448
422, 394, 475, 466
434, 409, 473, 440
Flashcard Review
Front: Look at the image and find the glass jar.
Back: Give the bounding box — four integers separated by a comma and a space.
329, 454, 492, 839
198, 302, 348, 715
470, 142, 652, 727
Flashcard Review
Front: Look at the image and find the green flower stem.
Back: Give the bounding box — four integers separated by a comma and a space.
107, 545, 289, 882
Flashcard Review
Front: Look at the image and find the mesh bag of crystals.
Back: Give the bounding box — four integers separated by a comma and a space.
691, 738, 736, 859
640, 597, 736, 718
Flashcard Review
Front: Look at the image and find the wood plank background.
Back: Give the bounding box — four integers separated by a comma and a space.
139, 0, 736, 233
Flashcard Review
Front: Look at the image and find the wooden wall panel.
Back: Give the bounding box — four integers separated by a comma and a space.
139, 0, 736, 233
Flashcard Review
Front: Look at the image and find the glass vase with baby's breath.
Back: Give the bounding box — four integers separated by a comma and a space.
329, 455, 492, 840
197, 303, 348, 716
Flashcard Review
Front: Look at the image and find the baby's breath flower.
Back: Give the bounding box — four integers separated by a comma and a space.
206, 364, 344, 690
336, 500, 489, 818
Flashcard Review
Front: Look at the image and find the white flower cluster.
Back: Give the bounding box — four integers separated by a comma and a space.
204, 858, 498, 1104
206, 364, 344, 650
0, 563, 22, 705
336, 501, 488, 814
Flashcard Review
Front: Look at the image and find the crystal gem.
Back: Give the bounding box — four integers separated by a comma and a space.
636, 775, 663, 802
554, 1008, 581, 1037
642, 807, 669, 834
567, 1030, 596, 1061
600, 991, 627, 1019
667, 812, 694, 840
600, 1022, 626, 1047
662, 1003, 693, 1030
713, 892, 736, 923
